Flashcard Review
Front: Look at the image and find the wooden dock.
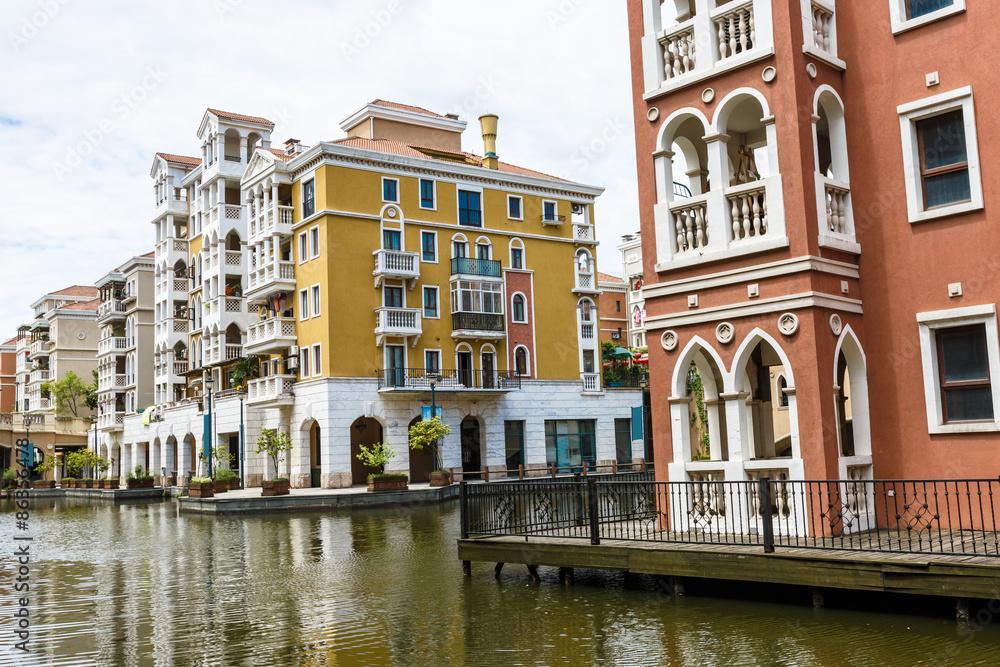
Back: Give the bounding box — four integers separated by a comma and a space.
458, 533, 1000, 600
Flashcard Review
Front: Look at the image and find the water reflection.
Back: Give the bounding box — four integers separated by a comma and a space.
1, 497, 998, 666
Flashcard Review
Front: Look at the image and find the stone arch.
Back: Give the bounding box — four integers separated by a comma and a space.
349, 416, 384, 486
300, 418, 322, 488
834, 325, 871, 458
460, 414, 484, 479
670, 336, 730, 463
408, 415, 434, 483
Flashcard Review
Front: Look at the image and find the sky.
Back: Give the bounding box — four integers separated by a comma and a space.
0, 0, 640, 338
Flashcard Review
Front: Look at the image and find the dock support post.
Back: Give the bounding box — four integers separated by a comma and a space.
526, 565, 540, 582
588, 477, 601, 545
462, 560, 471, 576
494, 563, 504, 578
559, 567, 574, 584
673, 577, 685, 596
956, 598, 969, 623
460, 481, 469, 540
759, 477, 775, 553
812, 589, 825, 608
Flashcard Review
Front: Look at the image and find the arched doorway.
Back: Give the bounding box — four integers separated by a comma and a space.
461, 417, 482, 478
308, 421, 322, 488
408, 416, 434, 483
350, 417, 383, 485
734, 337, 791, 460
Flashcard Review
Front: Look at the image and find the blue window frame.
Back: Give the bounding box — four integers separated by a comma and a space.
543, 201, 557, 221
383, 178, 398, 203
508, 196, 521, 219
421, 231, 436, 262
420, 179, 434, 208
383, 229, 400, 251
423, 287, 438, 318
459, 190, 482, 227
512, 295, 526, 322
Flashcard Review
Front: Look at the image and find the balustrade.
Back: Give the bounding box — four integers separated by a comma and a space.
661, 24, 696, 79
824, 182, 849, 234
573, 223, 595, 242
582, 373, 601, 392
726, 182, 768, 241
713, 1, 755, 62
810, 1, 833, 53
375, 308, 422, 336
670, 196, 709, 252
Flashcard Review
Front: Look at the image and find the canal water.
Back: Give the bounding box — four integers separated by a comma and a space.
1, 497, 998, 666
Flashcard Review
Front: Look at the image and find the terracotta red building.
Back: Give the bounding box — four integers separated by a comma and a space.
626, 0, 997, 488
597, 272, 629, 345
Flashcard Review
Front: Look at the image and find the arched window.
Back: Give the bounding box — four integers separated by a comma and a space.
515, 347, 529, 376
451, 234, 469, 259
475, 236, 491, 260
512, 294, 526, 323
777, 375, 789, 408
577, 250, 591, 273
509, 238, 525, 269
580, 299, 594, 322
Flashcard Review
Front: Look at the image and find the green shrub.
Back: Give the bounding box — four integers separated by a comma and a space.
369, 472, 407, 481
214, 468, 238, 482
190, 477, 213, 484
2, 468, 19, 489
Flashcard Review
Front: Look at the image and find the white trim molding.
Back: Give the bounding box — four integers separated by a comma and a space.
916, 304, 1000, 434
897, 86, 983, 224
645, 291, 863, 329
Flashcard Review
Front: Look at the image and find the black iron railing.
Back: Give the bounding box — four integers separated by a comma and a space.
451, 257, 501, 278
377, 368, 521, 390
452, 312, 504, 333
461, 477, 1000, 557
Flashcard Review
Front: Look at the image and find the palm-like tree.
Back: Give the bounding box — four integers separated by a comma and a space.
229, 356, 260, 391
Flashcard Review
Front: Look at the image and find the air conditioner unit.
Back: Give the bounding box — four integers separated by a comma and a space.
571, 203, 584, 214
286, 356, 299, 370
289, 345, 299, 356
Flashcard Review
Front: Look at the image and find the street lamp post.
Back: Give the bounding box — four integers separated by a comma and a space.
91, 416, 98, 480
205, 374, 214, 479
237, 387, 246, 490
428, 374, 439, 471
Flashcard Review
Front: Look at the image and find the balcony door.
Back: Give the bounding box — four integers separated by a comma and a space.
481, 352, 495, 389
457, 351, 473, 387
386, 345, 405, 388
461, 417, 482, 479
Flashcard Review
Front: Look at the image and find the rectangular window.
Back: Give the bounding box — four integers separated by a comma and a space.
310, 285, 321, 317
384, 286, 403, 308
309, 226, 320, 259
511, 247, 523, 270
450, 280, 504, 314
302, 179, 315, 218
424, 350, 440, 374
616, 300, 621, 312
423, 286, 438, 318
937, 325, 994, 423
312, 344, 322, 377
615, 418, 633, 465
508, 195, 522, 220
383, 229, 401, 251
583, 350, 595, 373
420, 179, 435, 209
299, 289, 309, 321
421, 231, 437, 262
458, 190, 482, 227
907, 0, 954, 19
504, 421, 525, 476
453, 241, 467, 259
300, 348, 311, 378
476, 243, 490, 260
543, 201, 557, 221
916, 109, 971, 209
382, 178, 399, 203
544, 419, 596, 470
298, 232, 308, 264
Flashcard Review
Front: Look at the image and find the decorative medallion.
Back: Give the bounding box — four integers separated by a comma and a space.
661, 330, 678, 352
806, 62, 818, 79
829, 313, 843, 336
716, 322, 735, 344
778, 312, 799, 336
647, 107, 660, 122
77, 331, 86, 340
701, 88, 715, 104
762, 66, 777, 83
386, 208, 397, 218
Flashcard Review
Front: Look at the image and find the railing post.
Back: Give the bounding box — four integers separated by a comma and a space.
588, 478, 600, 545
573, 473, 584, 527
551, 462, 557, 478
759, 477, 775, 553
612, 460, 617, 475
518, 464, 524, 480
460, 481, 469, 540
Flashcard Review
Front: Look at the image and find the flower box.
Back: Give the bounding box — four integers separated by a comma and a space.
429, 471, 452, 487
368, 475, 409, 493
261, 479, 290, 497
213, 479, 229, 494
189, 481, 214, 498
33, 480, 55, 489
102, 479, 120, 490
126, 478, 154, 490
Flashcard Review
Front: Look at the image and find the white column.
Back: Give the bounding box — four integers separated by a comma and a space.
721, 392, 750, 464
704, 133, 731, 245
653, 149, 675, 205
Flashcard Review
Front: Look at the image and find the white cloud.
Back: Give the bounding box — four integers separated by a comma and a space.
0, 0, 639, 337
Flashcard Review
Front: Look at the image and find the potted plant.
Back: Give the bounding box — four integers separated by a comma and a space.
188, 476, 214, 498
64, 450, 88, 486
428, 469, 452, 487
61, 477, 78, 489
214, 468, 238, 492
358, 441, 408, 492
408, 417, 451, 475
2, 467, 19, 493
33, 459, 57, 489
126, 465, 155, 490
199, 445, 236, 493
102, 477, 120, 490
255, 429, 293, 497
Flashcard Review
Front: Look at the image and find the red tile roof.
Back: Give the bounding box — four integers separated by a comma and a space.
50, 286, 99, 298
2, 337, 17, 346
60, 298, 100, 312
156, 152, 201, 167
270, 148, 295, 163
597, 272, 624, 283
141, 251, 156, 258
205, 108, 274, 126
329, 137, 568, 183
370, 100, 447, 118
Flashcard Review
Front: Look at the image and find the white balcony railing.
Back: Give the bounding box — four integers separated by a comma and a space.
670, 194, 709, 253
373, 249, 420, 288
809, 1, 833, 53
115, 373, 127, 388
250, 204, 294, 239
573, 223, 595, 243
246, 317, 296, 354
97, 300, 126, 320
573, 271, 600, 295
246, 375, 296, 406
225, 344, 243, 361
815, 174, 857, 251
247, 260, 295, 295
174, 361, 189, 376
29, 369, 50, 384
726, 181, 769, 242
582, 373, 601, 392
98, 337, 127, 355
824, 180, 849, 235
713, 0, 756, 63
375, 307, 422, 338
661, 22, 696, 80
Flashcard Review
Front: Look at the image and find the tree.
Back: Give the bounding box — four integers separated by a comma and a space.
356, 441, 395, 474
408, 417, 451, 472
254, 429, 293, 480
229, 357, 259, 391
40, 370, 97, 418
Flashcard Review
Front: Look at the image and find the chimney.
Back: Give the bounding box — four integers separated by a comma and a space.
479, 114, 499, 170
284, 138, 304, 156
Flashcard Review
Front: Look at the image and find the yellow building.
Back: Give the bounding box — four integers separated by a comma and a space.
117, 101, 642, 489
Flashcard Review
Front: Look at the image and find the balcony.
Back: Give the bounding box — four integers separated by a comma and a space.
28, 338, 51, 359
541, 214, 566, 228
245, 317, 297, 355
209, 203, 246, 237
159, 237, 188, 268
642, 0, 775, 98
572, 223, 596, 244
450, 257, 502, 279
374, 250, 420, 289
97, 300, 127, 322
377, 368, 521, 392
375, 308, 422, 347
573, 271, 601, 296
249, 203, 294, 241
246, 374, 296, 407
154, 194, 189, 219
97, 410, 125, 432
247, 260, 295, 299
815, 175, 858, 253
451, 312, 505, 339
99, 337, 127, 355
582, 373, 601, 393
28, 369, 50, 385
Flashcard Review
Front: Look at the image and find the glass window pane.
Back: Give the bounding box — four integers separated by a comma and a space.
907, 0, 955, 19
941, 327, 990, 382
945, 387, 994, 422
924, 169, 971, 209
918, 110, 967, 170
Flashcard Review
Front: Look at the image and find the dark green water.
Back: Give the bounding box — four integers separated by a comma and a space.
1, 498, 999, 666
